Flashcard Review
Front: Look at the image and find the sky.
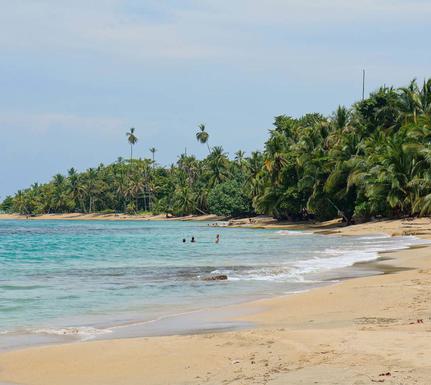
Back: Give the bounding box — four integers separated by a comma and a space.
1, 0, 431, 198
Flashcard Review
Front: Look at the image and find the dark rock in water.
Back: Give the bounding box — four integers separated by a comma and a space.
203, 274, 228, 281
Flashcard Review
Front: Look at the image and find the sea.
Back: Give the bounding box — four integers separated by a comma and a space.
0, 219, 426, 350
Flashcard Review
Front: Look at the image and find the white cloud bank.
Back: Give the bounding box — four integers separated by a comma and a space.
1, 0, 430, 62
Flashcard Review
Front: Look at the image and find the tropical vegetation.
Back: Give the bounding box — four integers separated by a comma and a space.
2, 78, 431, 222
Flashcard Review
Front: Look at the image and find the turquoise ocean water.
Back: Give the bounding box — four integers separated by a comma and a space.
0, 219, 425, 346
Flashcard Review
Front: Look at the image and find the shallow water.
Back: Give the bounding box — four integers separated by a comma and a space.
0, 219, 425, 345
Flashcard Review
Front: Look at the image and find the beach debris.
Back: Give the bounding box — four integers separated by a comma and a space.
410, 319, 424, 324
203, 274, 228, 281
232, 360, 240, 364
369, 372, 391, 382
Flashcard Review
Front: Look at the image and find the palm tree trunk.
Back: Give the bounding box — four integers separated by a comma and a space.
327, 198, 350, 224
79, 198, 86, 213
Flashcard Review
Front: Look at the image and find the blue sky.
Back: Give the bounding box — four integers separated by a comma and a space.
1, 0, 430, 198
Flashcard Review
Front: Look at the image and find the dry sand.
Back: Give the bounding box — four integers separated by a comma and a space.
1, 218, 431, 384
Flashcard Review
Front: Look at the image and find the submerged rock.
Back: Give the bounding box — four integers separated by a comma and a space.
203, 274, 228, 281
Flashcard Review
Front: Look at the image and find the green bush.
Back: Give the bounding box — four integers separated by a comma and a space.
207, 180, 252, 217
0, 196, 13, 213
125, 202, 136, 214
353, 202, 371, 220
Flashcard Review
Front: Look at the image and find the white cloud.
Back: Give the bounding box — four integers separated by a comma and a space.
1, 0, 430, 63
204, 0, 431, 25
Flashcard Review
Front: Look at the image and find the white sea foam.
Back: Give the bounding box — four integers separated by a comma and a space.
33, 326, 112, 341
213, 235, 427, 283
356, 234, 391, 240
292, 251, 376, 274
276, 230, 313, 236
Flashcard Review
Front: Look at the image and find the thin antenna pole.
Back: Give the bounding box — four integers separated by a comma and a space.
362, 69, 366, 100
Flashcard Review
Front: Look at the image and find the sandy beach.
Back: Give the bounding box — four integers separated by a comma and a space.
1, 218, 431, 384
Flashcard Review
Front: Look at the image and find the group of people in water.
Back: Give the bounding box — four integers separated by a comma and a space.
182, 234, 220, 243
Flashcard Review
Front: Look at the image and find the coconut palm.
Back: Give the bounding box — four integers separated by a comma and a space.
196, 123, 211, 153
206, 146, 230, 187
399, 80, 421, 124
174, 185, 196, 215
149, 147, 157, 163
6, 77, 431, 222
126, 128, 138, 161
235, 150, 245, 164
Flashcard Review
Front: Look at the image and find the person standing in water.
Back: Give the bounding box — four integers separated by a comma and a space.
215, 234, 220, 243
191, 236, 196, 243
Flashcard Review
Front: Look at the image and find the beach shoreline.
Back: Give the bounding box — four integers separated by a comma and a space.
3, 212, 431, 236
1, 218, 431, 384
0, 213, 225, 221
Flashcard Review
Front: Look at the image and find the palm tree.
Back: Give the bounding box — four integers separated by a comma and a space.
174, 185, 196, 215
149, 147, 157, 164
399, 80, 421, 124
14, 190, 28, 214
196, 123, 211, 153
126, 128, 138, 161
67, 168, 79, 212
84, 168, 99, 213
206, 146, 230, 187
235, 150, 245, 163
126, 172, 145, 212
6, 77, 431, 222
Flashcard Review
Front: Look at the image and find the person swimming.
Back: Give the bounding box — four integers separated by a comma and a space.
182, 238, 186, 243
191, 236, 196, 243
215, 234, 220, 243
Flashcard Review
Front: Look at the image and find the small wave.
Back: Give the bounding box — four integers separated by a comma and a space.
33, 326, 112, 341
292, 251, 377, 275
185, 235, 429, 284
276, 230, 313, 236
210, 266, 321, 283
356, 234, 391, 240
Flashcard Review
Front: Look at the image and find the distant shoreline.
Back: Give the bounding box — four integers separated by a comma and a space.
0, 212, 225, 222
2, 213, 431, 238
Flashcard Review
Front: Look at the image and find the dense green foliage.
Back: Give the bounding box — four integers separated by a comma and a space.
2, 79, 431, 221
207, 179, 252, 217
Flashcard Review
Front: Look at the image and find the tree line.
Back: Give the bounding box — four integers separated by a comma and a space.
2, 78, 431, 222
